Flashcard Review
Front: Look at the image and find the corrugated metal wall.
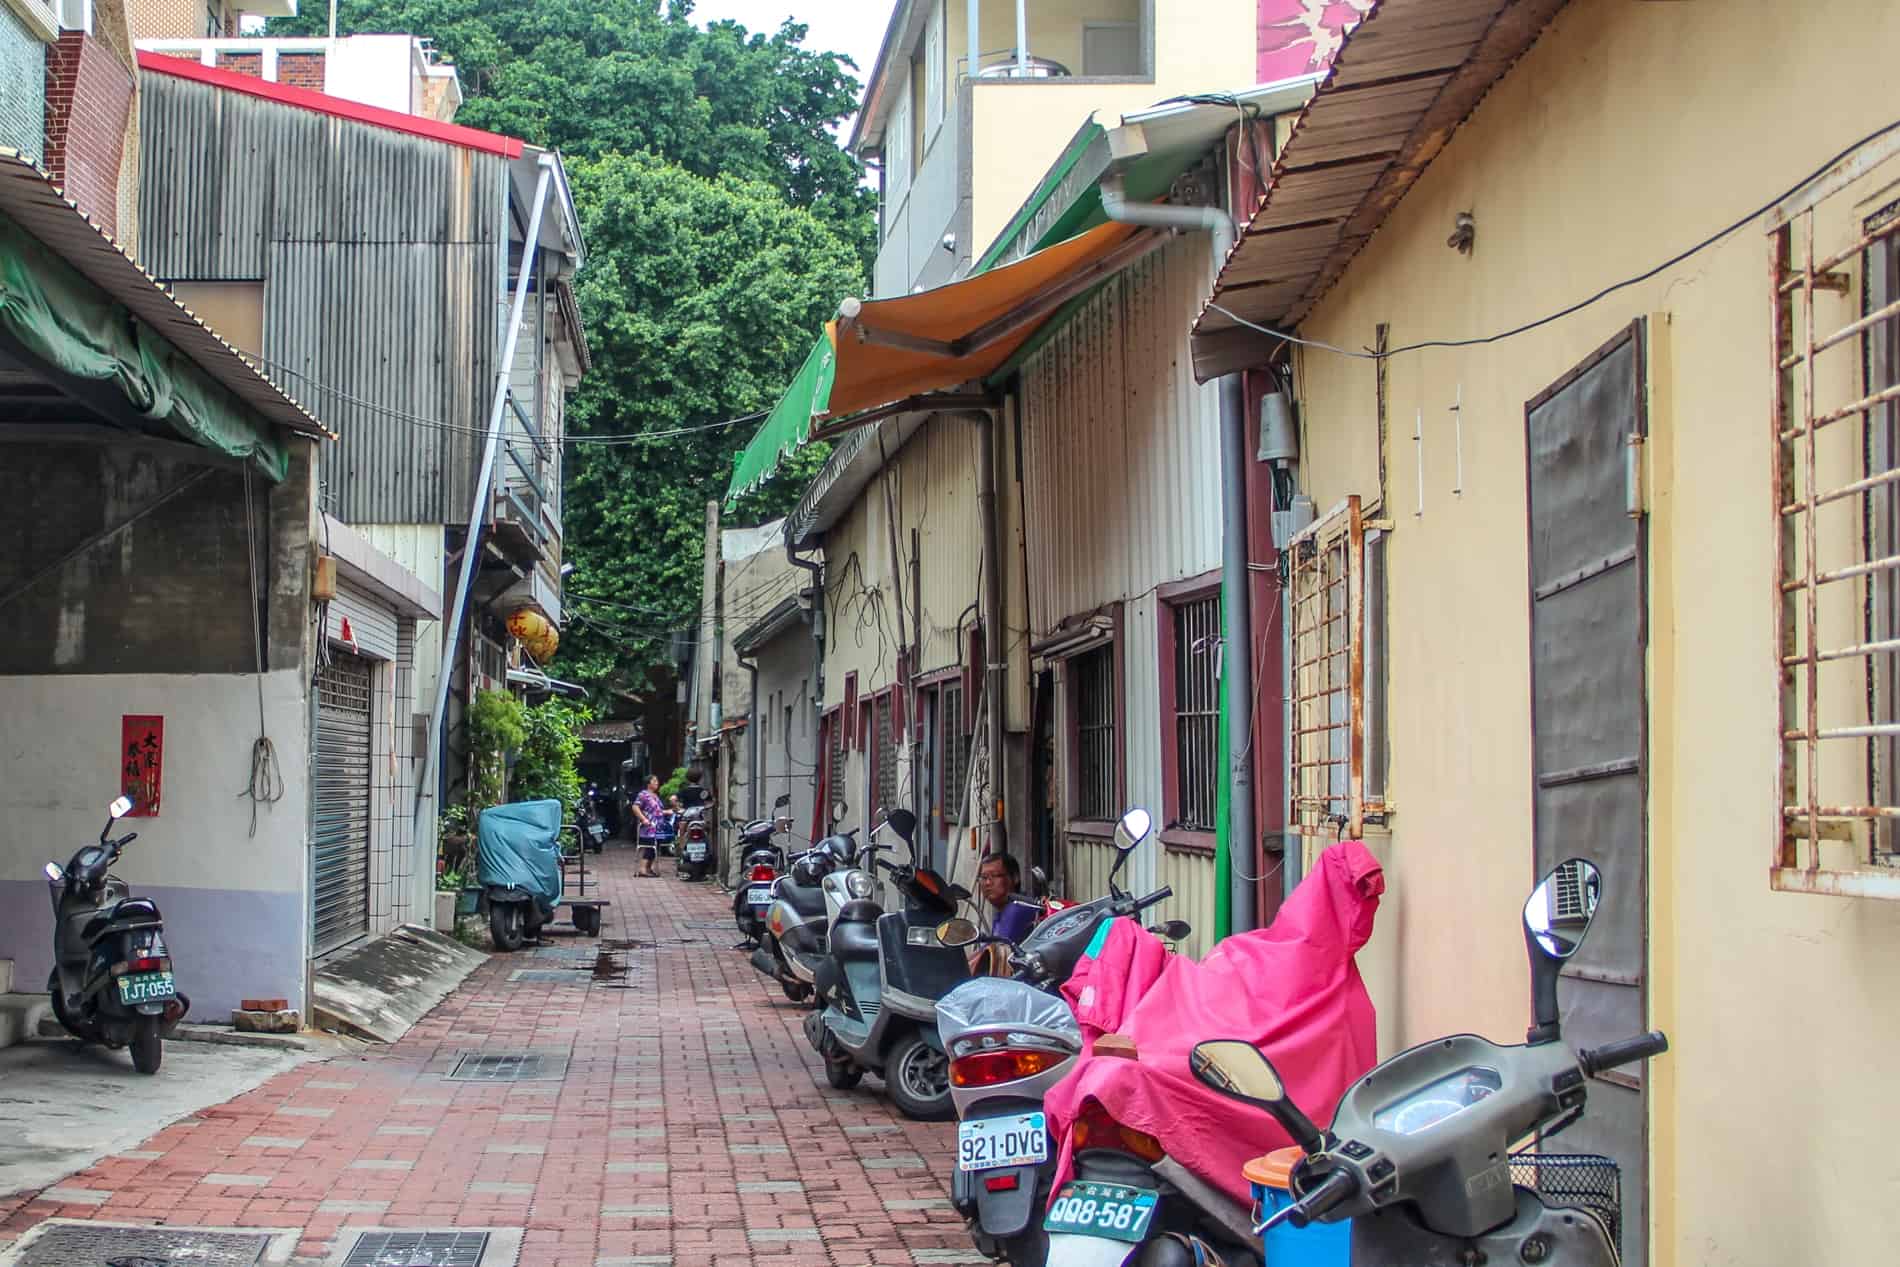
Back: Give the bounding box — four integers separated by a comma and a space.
327, 578, 398, 660
1022, 235, 1225, 944
138, 73, 502, 524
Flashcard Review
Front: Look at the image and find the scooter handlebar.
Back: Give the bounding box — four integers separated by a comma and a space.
1126, 886, 1171, 914
1579, 1030, 1669, 1078
1282, 1169, 1357, 1229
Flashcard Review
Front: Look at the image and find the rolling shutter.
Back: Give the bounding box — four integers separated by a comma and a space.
312, 652, 373, 954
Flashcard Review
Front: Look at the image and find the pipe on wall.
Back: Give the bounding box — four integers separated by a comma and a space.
970, 408, 1009, 854
1098, 173, 1257, 934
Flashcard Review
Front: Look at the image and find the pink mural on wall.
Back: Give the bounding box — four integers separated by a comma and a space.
1258, 0, 1376, 84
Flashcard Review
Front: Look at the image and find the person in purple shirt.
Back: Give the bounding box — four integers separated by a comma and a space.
979, 852, 1040, 947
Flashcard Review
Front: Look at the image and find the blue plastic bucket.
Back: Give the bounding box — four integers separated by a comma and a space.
1246, 1148, 1352, 1266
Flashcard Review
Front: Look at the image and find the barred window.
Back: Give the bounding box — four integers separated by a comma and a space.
940, 680, 971, 823
1169, 595, 1221, 832
1073, 644, 1118, 821
875, 693, 899, 816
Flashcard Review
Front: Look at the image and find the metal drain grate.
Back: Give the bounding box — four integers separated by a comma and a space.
444, 1050, 569, 1082
341, 1230, 491, 1266
505, 969, 591, 984
13, 1224, 273, 1266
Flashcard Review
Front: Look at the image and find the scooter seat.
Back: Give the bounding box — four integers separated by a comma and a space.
834, 899, 882, 925
81, 898, 161, 940
830, 917, 882, 965
780, 881, 827, 918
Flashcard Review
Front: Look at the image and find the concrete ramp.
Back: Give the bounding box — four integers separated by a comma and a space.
311, 925, 486, 1043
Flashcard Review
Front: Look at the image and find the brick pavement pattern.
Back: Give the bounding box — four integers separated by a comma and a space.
0, 847, 977, 1266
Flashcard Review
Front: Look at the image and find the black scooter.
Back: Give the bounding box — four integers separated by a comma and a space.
732, 794, 794, 947
42, 795, 188, 1074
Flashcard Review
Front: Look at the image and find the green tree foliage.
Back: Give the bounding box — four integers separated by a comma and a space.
510, 698, 591, 814
465, 688, 527, 810
271, 0, 872, 699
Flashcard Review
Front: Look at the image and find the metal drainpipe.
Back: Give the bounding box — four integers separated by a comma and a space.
738, 649, 761, 821
787, 534, 826, 814
413, 152, 555, 824
969, 409, 1009, 853
1098, 173, 1257, 933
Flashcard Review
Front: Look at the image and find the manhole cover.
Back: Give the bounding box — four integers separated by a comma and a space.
341, 1230, 490, 1266
445, 1051, 569, 1082
12, 1224, 273, 1266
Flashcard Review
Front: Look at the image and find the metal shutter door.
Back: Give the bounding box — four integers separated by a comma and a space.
312, 653, 373, 954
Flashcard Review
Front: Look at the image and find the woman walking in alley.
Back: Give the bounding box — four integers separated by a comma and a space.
632, 773, 665, 878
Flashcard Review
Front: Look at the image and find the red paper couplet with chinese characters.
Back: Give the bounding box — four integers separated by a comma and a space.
121, 715, 163, 817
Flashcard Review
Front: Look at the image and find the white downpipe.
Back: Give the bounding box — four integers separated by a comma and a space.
967, 0, 980, 78
1015, 0, 1028, 73
412, 153, 556, 823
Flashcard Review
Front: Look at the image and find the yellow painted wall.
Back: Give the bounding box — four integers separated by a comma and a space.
1286, 0, 1900, 1262
965, 0, 1255, 255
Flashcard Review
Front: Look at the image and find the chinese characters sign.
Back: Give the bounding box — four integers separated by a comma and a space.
1258, 0, 1375, 84
121, 715, 163, 817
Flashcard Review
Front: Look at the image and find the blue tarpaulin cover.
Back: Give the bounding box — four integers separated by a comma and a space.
476, 800, 564, 913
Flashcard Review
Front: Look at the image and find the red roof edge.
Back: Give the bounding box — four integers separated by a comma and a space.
136, 50, 526, 159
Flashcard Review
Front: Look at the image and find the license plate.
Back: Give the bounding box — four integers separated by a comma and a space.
747, 885, 774, 906
685, 842, 707, 861
117, 971, 175, 1005
1043, 1182, 1158, 1243
958, 1112, 1048, 1172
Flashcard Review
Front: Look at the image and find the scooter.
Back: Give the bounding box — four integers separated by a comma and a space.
752, 809, 860, 1002
1034, 859, 1667, 1267
42, 795, 188, 1075
677, 805, 713, 881
577, 786, 609, 854
803, 807, 973, 1121
936, 808, 1187, 1267
732, 794, 795, 947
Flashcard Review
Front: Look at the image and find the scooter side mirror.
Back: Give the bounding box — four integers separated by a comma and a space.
43, 861, 63, 882
1107, 807, 1151, 890
774, 793, 792, 810
886, 808, 918, 845
1189, 1040, 1327, 1155
832, 800, 849, 826
1523, 857, 1602, 1044
1156, 919, 1192, 942
936, 917, 979, 948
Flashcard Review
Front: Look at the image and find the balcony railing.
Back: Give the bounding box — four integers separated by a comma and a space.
493, 388, 558, 564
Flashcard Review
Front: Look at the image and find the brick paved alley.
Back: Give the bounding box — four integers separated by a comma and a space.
0, 845, 975, 1266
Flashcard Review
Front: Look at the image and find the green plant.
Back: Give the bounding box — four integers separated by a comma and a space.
466, 689, 527, 812
658, 765, 690, 800
512, 698, 590, 815
438, 868, 465, 891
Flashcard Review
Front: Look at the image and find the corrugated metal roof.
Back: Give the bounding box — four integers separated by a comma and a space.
0, 148, 329, 439
1191, 0, 1572, 380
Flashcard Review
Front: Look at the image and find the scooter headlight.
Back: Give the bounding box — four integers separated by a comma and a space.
845, 871, 874, 901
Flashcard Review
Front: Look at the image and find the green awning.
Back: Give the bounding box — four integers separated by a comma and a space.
0, 211, 290, 480
726, 335, 835, 505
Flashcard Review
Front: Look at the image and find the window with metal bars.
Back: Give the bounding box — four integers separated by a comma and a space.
1072, 644, 1118, 821
875, 692, 899, 815
826, 706, 847, 819
1770, 150, 1900, 898
1287, 495, 1387, 839
1168, 595, 1221, 833
940, 680, 971, 823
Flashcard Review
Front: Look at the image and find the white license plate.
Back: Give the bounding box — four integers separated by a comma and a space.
957, 1111, 1048, 1172
685, 842, 707, 861
747, 885, 774, 906
117, 971, 175, 1005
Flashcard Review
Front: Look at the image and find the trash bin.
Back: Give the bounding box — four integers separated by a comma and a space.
1244, 1146, 1352, 1266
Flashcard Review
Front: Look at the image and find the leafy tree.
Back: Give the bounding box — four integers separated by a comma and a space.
554, 155, 857, 697
510, 698, 591, 813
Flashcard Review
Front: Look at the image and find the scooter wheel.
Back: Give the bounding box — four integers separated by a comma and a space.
824, 1056, 863, 1090
490, 902, 524, 951
782, 981, 813, 1004
130, 1016, 162, 1075
885, 1030, 954, 1121
47, 976, 96, 1044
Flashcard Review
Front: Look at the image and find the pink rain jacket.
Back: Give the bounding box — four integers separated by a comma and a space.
1043, 840, 1384, 1206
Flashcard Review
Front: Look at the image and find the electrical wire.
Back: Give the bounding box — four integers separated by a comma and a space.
238, 466, 284, 837
1207, 115, 1900, 362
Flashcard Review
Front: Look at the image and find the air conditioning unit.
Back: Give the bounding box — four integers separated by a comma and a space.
57, 0, 91, 33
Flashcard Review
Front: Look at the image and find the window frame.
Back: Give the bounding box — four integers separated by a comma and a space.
1769, 139, 1900, 899
1057, 605, 1125, 833
1286, 495, 1389, 840
1156, 572, 1222, 854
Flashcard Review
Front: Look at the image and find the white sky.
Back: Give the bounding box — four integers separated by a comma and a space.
687, 0, 899, 136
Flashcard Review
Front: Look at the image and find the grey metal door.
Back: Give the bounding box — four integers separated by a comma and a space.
1524, 320, 1648, 1266
312, 652, 374, 955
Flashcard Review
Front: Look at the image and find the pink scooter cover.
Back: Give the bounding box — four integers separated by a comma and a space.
1043, 840, 1384, 1206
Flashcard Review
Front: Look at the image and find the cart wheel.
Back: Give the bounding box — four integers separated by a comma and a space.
574, 906, 601, 937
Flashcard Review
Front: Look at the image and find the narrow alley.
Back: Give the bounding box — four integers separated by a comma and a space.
0, 847, 972, 1267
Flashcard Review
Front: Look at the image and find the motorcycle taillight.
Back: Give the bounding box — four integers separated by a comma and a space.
950, 1046, 1064, 1088
750, 865, 776, 882
1070, 1098, 1165, 1162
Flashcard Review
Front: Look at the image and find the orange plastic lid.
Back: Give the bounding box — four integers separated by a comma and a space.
1242, 1145, 1305, 1190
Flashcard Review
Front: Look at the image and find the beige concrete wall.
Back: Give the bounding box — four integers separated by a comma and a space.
1285, 0, 1900, 1262
966, 0, 1254, 255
